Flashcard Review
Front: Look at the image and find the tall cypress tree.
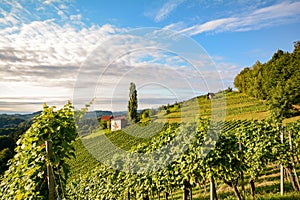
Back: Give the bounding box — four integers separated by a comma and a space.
128, 82, 138, 123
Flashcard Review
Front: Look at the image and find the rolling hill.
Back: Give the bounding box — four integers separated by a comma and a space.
67, 90, 299, 177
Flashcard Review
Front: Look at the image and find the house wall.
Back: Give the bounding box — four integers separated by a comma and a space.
111, 119, 126, 131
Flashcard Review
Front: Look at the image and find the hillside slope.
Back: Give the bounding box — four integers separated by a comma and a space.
155, 91, 268, 122
155, 91, 300, 124
68, 91, 299, 178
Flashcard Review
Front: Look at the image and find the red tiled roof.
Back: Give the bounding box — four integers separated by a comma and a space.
100, 115, 113, 121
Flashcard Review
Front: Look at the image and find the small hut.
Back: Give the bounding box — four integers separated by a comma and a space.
207, 92, 215, 100
111, 116, 127, 131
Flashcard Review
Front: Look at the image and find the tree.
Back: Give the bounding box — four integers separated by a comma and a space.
128, 82, 138, 123
269, 82, 292, 120
140, 109, 151, 125
0, 148, 13, 174
0, 135, 14, 152
234, 42, 300, 120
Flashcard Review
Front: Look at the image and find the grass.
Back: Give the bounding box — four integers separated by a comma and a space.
67, 139, 100, 181
256, 192, 300, 200
155, 91, 271, 123
155, 91, 299, 124
191, 163, 300, 200
82, 128, 107, 139
283, 115, 300, 125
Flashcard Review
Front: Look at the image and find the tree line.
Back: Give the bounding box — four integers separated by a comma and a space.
234, 41, 300, 119
0, 116, 32, 174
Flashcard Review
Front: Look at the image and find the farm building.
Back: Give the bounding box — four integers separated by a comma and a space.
207, 92, 215, 100
111, 116, 127, 131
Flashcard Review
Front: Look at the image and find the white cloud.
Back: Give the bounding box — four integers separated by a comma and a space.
0, 2, 125, 112
70, 14, 81, 21
178, 1, 300, 35
72, 29, 225, 111
154, 0, 185, 22
179, 18, 236, 35
0, 1, 224, 112
162, 21, 186, 32
59, 4, 68, 10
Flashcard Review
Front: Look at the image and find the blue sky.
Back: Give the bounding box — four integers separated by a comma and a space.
0, 0, 300, 113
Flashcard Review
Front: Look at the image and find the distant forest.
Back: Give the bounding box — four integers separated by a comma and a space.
234, 41, 300, 118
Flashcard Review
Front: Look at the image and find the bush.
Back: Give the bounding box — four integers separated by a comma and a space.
0, 148, 13, 174
0, 136, 14, 151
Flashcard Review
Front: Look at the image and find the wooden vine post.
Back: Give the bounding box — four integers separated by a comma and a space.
210, 176, 218, 200
182, 180, 189, 200
239, 142, 245, 200
210, 180, 214, 200
280, 127, 284, 196
46, 140, 55, 200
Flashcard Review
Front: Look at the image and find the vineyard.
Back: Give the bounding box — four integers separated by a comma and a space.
1, 93, 300, 199
66, 119, 300, 200
157, 91, 300, 124
154, 92, 269, 122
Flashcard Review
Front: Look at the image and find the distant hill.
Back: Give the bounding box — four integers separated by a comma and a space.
0, 111, 42, 128
0, 115, 25, 129
0, 112, 39, 137
0, 110, 113, 137
11, 111, 42, 121
83, 110, 113, 119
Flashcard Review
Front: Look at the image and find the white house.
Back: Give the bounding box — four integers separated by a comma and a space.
207, 92, 215, 100
111, 116, 127, 131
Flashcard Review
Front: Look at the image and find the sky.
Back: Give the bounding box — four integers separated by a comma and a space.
0, 0, 300, 113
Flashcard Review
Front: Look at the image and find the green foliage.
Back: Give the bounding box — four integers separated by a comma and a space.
123, 122, 165, 138
0, 148, 13, 174
0, 101, 77, 200
281, 120, 300, 167
0, 128, 15, 136
128, 82, 138, 123
139, 109, 152, 125
0, 122, 32, 175
269, 83, 293, 120
156, 91, 269, 123
0, 135, 14, 152
225, 86, 233, 93
237, 120, 281, 179
66, 119, 300, 199
0, 136, 15, 174
100, 119, 110, 129
234, 42, 300, 120
0, 115, 25, 128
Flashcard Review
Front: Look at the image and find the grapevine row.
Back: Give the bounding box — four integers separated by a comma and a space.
66, 119, 300, 200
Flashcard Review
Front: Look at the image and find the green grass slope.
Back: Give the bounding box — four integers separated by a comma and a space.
155, 91, 269, 123
156, 91, 299, 124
